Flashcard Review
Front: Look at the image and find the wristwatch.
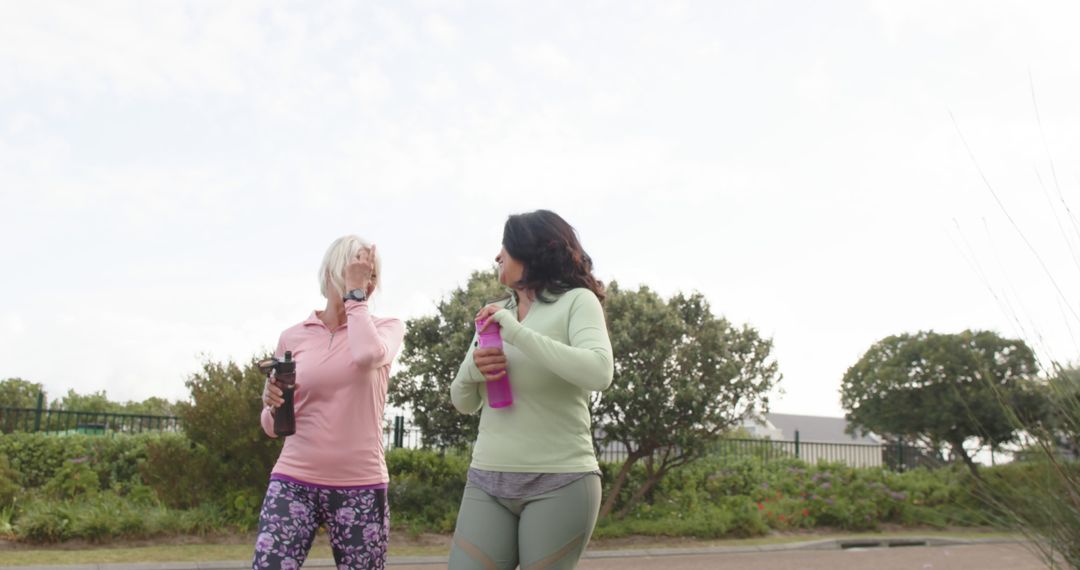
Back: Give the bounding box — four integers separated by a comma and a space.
343, 288, 368, 303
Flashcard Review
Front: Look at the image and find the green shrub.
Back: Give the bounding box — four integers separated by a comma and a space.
596, 454, 988, 534
386, 449, 468, 533
175, 355, 283, 501
13, 492, 241, 544
0, 442, 1010, 544
596, 496, 768, 539
139, 432, 218, 509
0, 430, 268, 530
597, 459, 649, 515
0, 432, 154, 491
84, 434, 149, 491
42, 461, 100, 500
0, 433, 82, 487
0, 455, 19, 508
222, 488, 264, 528
15, 498, 74, 542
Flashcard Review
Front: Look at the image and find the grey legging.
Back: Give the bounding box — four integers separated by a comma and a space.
448, 475, 602, 570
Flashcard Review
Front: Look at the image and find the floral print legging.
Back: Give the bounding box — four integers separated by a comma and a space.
251, 478, 389, 570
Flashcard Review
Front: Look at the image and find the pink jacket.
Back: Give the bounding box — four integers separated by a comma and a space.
260, 300, 405, 486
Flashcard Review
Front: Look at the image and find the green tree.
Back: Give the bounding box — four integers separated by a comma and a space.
594, 284, 781, 518
0, 378, 44, 409
1033, 365, 1080, 460
50, 389, 117, 413
840, 330, 1044, 476
175, 354, 282, 499
122, 396, 178, 417
48, 389, 177, 416
389, 269, 508, 448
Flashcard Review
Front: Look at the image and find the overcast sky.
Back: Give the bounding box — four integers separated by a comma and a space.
2, 1, 1080, 418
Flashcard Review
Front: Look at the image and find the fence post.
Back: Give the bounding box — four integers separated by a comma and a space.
897, 439, 905, 473
33, 391, 44, 432
393, 415, 404, 449
794, 430, 800, 459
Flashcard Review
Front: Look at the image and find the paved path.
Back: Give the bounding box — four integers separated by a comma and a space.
391, 543, 1045, 570
573, 543, 1044, 570
6, 539, 1048, 570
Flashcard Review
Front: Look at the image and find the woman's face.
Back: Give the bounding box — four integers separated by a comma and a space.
496, 246, 525, 288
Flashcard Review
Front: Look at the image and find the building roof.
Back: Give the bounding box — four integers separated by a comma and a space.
764, 413, 880, 445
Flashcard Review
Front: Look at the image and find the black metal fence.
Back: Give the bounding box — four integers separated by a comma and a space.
381, 416, 943, 472
383, 415, 426, 451
0, 406, 181, 435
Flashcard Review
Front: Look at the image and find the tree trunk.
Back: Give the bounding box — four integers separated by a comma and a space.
951, 440, 981, 479
614, 468, 667, 519
598, 451, 644, 519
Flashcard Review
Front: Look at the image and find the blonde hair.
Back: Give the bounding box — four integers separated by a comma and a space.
318, 235, 382, 299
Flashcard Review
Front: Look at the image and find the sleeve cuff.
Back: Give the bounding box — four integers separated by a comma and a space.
260, 407, 277, 438
492, 308, 523, 343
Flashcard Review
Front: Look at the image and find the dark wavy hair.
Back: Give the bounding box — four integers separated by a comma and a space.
502, 210, 605, 303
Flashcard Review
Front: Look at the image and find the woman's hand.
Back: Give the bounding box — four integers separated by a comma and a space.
475, 304, 504, 333
262, 377, 295, 410
345, 244, 377, 296
473, 347, 508, 382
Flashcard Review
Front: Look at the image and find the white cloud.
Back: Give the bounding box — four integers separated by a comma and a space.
422, 71, 459, 102
513, 43, 576, 80
424, 14, 460, 47
1, 314, 25, 336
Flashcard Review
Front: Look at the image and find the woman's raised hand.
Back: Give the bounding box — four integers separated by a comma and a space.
345, 244, 377, 294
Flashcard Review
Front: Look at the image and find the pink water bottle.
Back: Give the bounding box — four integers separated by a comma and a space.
476, 318, 513, 408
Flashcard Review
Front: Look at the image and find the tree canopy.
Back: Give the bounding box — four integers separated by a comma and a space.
840, 330, 1044, 475
0, 378, 44, 409
594, 283, 780, 517
389, 269, 507, 449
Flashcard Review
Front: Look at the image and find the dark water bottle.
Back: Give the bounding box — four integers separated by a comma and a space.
273, 351, 297, 437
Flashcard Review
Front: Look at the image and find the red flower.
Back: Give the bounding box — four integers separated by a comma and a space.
779, 514, 786, 522
757, 502, 764, 510
802, 509, 810, 517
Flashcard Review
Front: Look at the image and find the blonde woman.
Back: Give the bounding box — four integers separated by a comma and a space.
254, 236, 404, 570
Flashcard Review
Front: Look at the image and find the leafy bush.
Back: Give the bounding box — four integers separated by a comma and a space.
0, 432, 152, 491
138, 432, 218, 509
596, 496, 769, 539
974, 458, 1080, 565
0, 435, 1019, 544
42, 461, 100, 501
13, 491, 235, 543
598, 455, 985, 534
87, 434, 149, 491
175, 354, 282, 503
0, 433, 77, 487
0, 431, 240, 516
386, 449, 469, 533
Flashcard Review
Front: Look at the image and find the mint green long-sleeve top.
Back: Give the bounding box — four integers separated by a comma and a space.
451, 287, 614, 473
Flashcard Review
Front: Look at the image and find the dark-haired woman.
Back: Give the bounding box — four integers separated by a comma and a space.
448, 210, 614, 570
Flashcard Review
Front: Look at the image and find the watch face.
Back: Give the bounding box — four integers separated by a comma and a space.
349, 289, 366, 301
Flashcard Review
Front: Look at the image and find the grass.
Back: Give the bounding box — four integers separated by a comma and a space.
0, 529, 1020, 566
587, 528, 1017, 551
0, 540, 450, 565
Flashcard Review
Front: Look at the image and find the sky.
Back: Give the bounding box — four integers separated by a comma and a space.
2, 0, 1080, 419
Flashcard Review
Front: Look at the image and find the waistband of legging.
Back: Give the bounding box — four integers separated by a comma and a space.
270, 473, 388, 491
